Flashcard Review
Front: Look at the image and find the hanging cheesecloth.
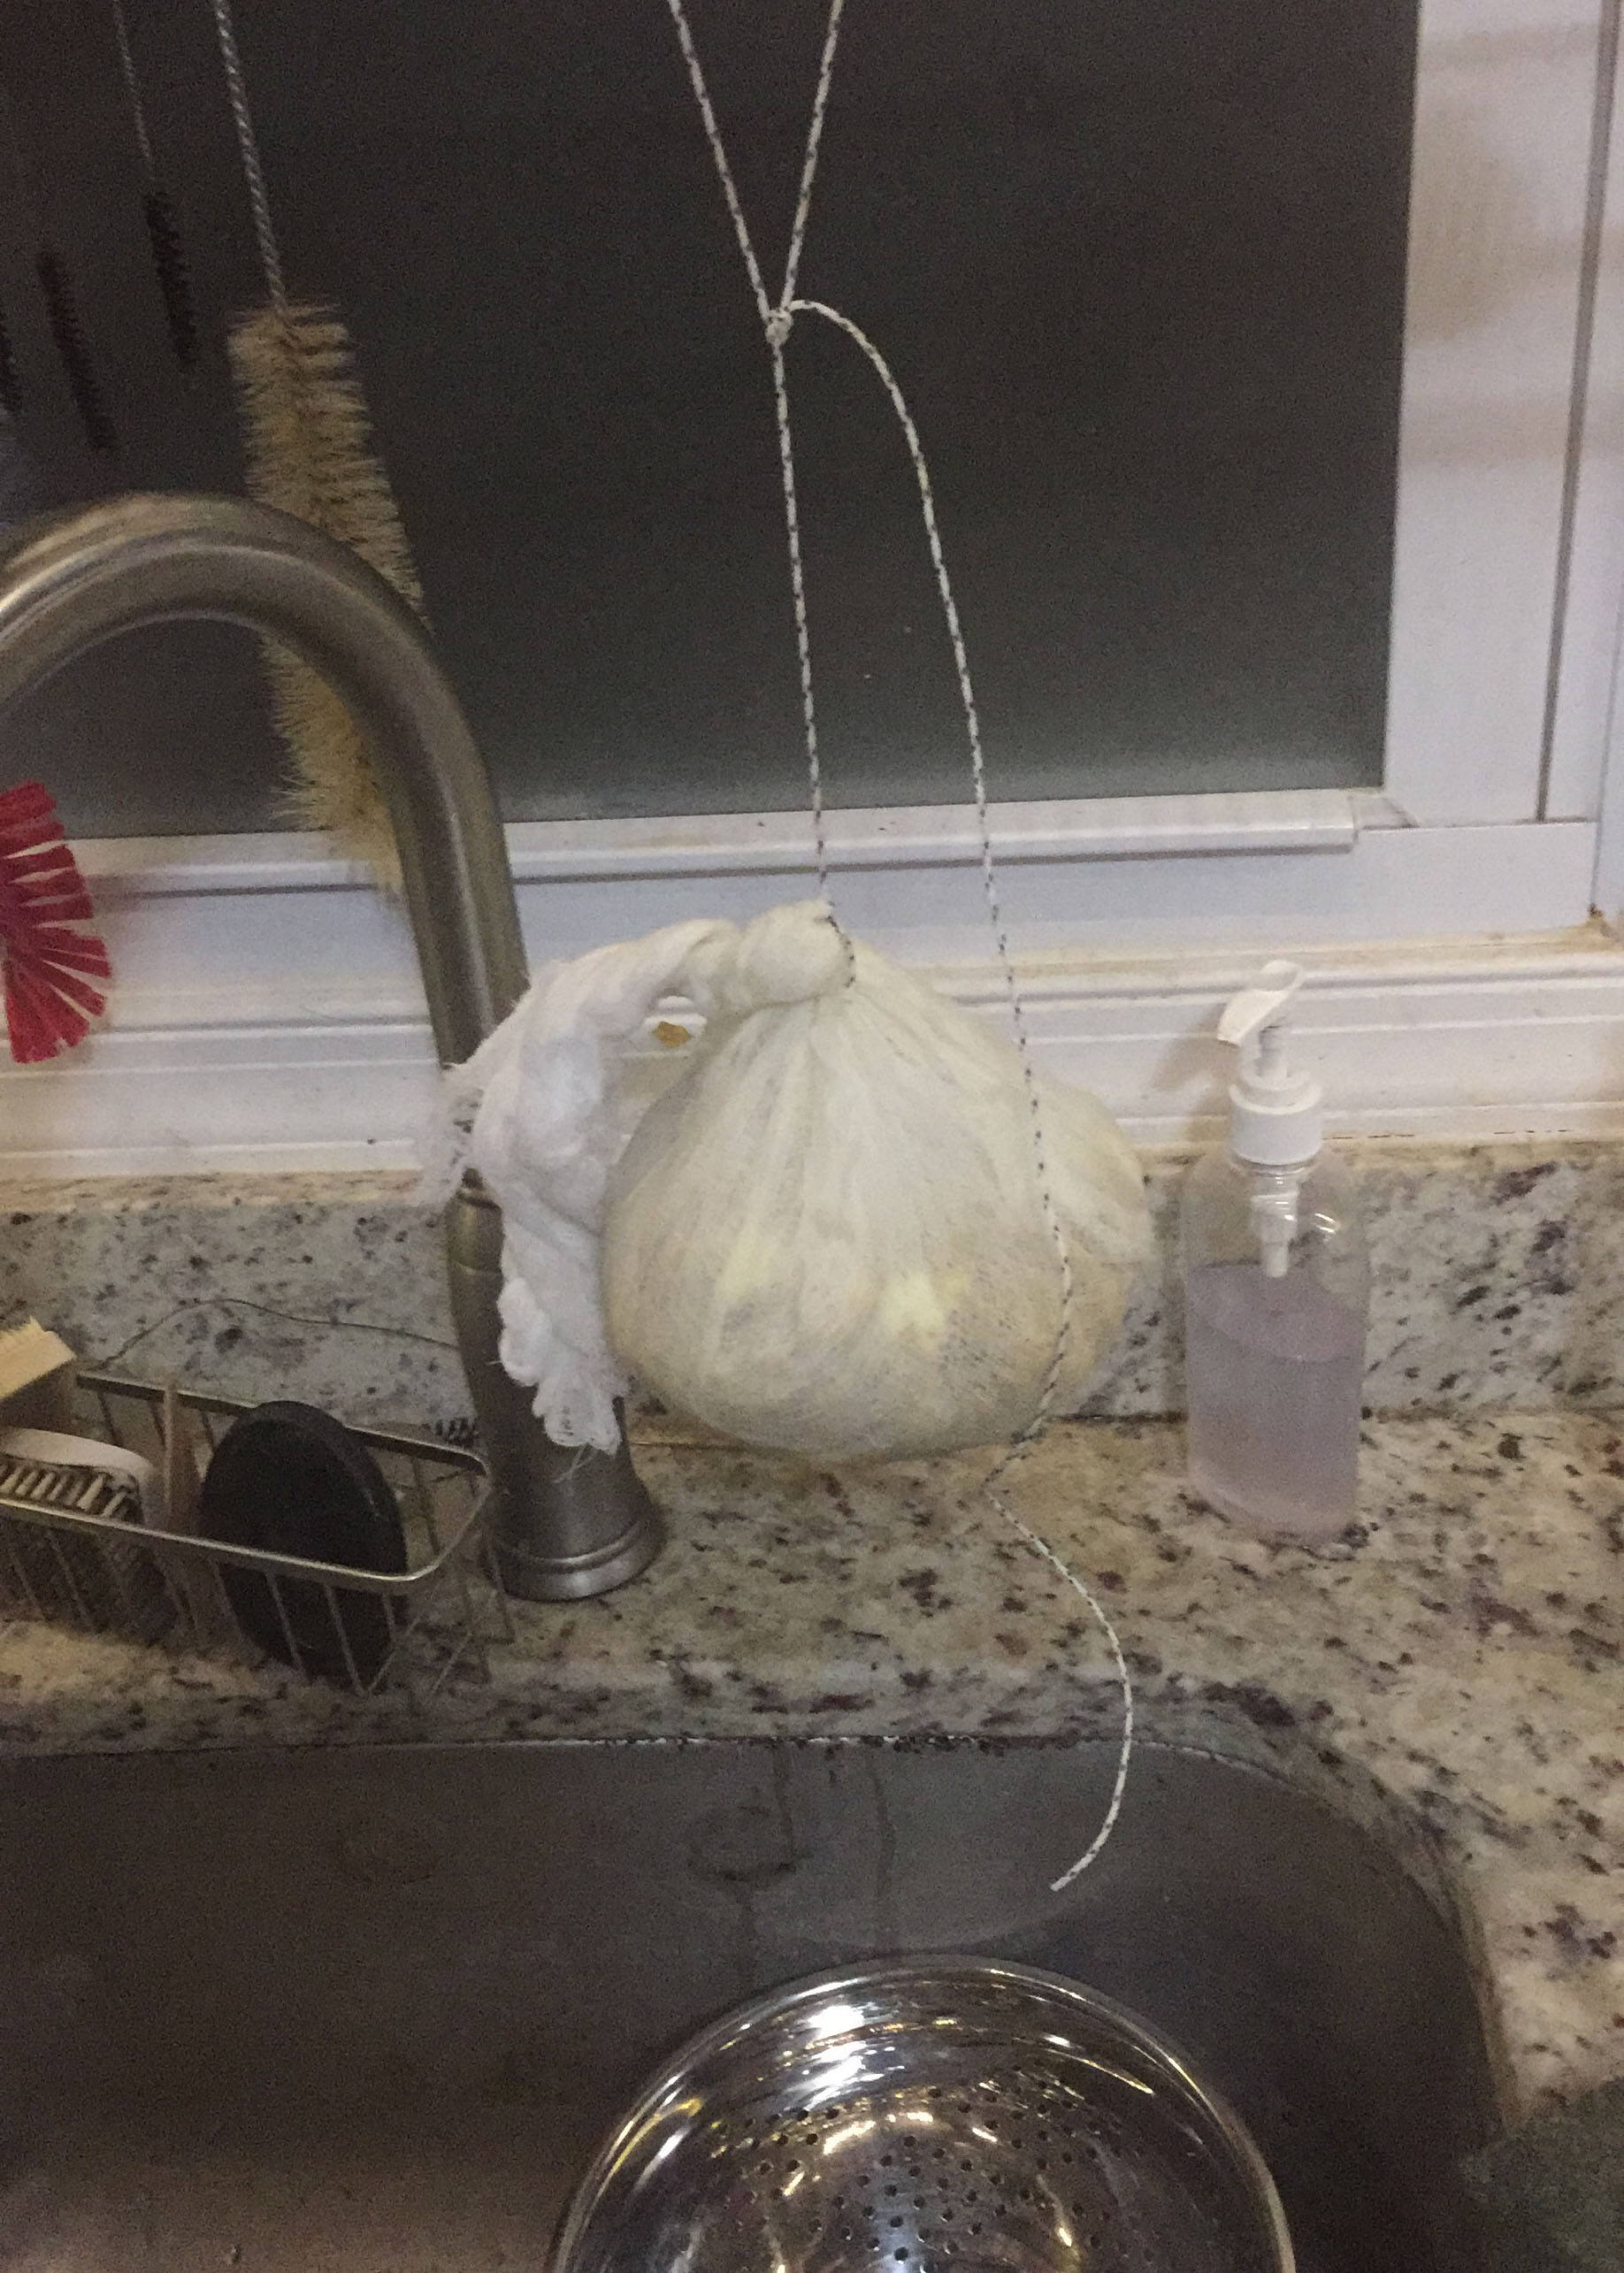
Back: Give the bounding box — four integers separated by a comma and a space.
433, 0, 1148, 1887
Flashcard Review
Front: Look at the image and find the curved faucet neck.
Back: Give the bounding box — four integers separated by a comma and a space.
0, 494, 527, 1063
0, 493, 664, 1599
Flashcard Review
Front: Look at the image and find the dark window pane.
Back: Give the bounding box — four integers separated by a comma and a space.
0, 0, 1413, 835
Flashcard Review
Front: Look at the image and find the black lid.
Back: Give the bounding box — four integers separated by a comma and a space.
197, 1402, 408, 1686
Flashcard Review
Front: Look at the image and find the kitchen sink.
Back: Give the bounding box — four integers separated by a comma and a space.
0, 1737, 1500, 2270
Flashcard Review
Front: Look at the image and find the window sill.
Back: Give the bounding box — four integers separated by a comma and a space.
4, 805, 1621, 1175
74, 788, 1375, 897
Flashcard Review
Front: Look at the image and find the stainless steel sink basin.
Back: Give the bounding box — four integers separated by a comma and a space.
0, 1738, 1500, 2271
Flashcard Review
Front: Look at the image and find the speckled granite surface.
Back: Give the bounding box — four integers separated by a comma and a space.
1, 1136, 1621, 1426
1, 1402, 1620, 2126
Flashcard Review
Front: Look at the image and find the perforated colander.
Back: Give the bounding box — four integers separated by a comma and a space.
549, 1958, 1293, 2273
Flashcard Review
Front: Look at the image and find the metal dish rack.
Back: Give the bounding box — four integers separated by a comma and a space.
0, 1373, 512, 1698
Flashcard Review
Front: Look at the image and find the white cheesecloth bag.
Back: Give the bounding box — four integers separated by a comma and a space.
435, 898, 1150, 1464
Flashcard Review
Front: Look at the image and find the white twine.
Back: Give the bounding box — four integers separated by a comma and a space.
664, 0, 846, 927
662, 0, 1132, 1890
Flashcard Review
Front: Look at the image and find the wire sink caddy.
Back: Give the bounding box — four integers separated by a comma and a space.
0, 1372, 510, 1698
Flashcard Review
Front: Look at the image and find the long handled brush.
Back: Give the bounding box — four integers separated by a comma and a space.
208, 0, 423, 888
110, 0, 200, 371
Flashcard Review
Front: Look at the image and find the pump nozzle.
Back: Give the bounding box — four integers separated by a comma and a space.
1218, 959, 1305, 1058
1217, 959, 1323, 1168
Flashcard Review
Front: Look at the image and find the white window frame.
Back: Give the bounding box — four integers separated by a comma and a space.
9, 0, 1624, 1174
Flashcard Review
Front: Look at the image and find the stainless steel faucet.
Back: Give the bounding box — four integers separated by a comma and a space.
0, 494, 663, 1599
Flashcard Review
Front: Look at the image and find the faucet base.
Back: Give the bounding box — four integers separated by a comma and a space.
487, 1466, 664, 1602
446, 1181, 665, 1601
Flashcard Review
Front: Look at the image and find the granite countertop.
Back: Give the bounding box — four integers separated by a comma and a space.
0, 1401, 1620, 2125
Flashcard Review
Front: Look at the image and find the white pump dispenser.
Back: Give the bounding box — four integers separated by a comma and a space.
1181, 960, 1369, 1542
1218, 960, 1322, 1167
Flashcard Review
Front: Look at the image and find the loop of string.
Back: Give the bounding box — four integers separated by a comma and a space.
662, 0, 1131, 1888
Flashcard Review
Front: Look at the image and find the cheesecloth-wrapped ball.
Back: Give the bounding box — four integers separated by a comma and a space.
601, 903, 1150, 1460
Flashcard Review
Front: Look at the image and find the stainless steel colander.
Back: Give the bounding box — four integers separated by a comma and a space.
550, 1957, 1293, 2273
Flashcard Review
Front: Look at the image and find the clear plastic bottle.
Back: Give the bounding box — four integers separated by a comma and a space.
1182, 964, 1369, 1543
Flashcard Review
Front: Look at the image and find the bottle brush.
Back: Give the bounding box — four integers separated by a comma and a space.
210, 0, 424, 890
226, 302, 423, 886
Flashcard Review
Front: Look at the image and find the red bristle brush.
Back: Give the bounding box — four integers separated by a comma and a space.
0, 782, 111, 1062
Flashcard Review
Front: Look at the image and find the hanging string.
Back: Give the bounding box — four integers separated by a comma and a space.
785, 295, 1076, 1432
779, 0, 846, 313
662, 0, 1131, 1889
664, 0, 847, 922
768, 338, 832, 908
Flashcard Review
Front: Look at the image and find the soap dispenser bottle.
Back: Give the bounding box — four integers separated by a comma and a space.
1182, 960, 1368, 1542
